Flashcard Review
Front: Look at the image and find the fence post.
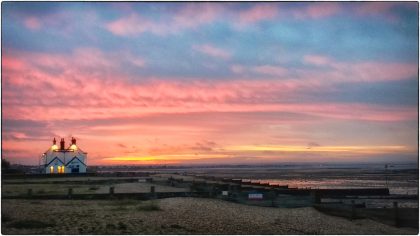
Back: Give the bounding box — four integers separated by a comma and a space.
393, 202, 400, 227
351, 200, 356, 220
150, 186, 156, 199
211, 185, 217, 198
68, 188, 73, 199
109, 186, 114, 196
270, 191, 277, 207
311, 190, 321, 204
27, 189, 32, 197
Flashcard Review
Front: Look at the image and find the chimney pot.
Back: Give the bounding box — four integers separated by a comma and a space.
60, 138, 65, 150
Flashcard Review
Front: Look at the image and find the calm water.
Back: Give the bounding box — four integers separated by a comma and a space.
98, 163, 419, 195
251, 178, 418, 195
188, 163, 419, 195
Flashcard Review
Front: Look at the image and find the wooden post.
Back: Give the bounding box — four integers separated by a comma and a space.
211, 185, 217, 198
270, 191, 277, 207
150, 186, 156, 199
109, 186, 114, 196
351, 200, 356, 220
311, 190, 321, 204
393, 202, 400, 227
27, 189, 32, 197
68, 188, 73, 199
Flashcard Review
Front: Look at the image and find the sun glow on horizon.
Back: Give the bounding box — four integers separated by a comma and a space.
103, 153, 232, 163
226, 145, 413, 154
99, 144, 416, 164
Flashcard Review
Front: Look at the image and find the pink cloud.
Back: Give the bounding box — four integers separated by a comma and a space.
106, 4, 221, 36
238, 4, 278, 24
356, 2, 396, 15
173, 3, 222, 29
303, 54, 332, 66
2, 55, 26, 71
23, 17, 42, 30
3, 49, 417, 123
346, 62, 418, 82
293, 3, 341, 19
106, 14, 157, 36
301, 54, 418, 82
252, 65, 288, 77
353, 2, 406, 22
3, 48, 417, 165
352, 2, 417, 23
231, 64, 292, 78
193, 44, 231, 60
230, 64, 246, 74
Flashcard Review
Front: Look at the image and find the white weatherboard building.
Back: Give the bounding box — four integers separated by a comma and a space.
41, 137, 87, 174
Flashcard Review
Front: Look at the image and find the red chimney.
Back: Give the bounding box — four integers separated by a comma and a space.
60, 138, 65, 150
71, 137, 76, 145
53, 138, 56, 145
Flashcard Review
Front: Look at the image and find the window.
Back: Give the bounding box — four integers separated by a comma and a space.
50, 166, 54, 173
58, 166, 65, 174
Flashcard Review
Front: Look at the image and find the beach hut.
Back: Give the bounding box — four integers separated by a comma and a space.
41, 137, 87, 174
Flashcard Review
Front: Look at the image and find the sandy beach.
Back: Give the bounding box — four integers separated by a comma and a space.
2, 197, 416, 235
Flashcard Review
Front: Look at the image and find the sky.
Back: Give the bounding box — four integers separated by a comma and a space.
2, 2, 419, 166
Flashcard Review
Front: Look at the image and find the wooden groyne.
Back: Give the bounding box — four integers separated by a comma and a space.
2, 191, 211, 200
188, 174, 390, 197
314, 203, 418, 228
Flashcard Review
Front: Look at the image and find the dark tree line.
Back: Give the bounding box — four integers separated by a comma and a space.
2, 158, 11, 169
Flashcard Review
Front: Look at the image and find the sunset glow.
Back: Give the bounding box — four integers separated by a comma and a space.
2, 2, 418, 165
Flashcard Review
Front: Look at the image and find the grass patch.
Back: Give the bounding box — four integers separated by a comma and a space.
136, 201, 161, 211
29, 201, 43, 205
110, 206, 129, 212
118, 222, 128, 230
110, 199, 138, 206
106, 223, 116, 230
9, 220, 55, 229
1, 214, 12, 223
37, 189, 46, 194
170, 224, 184, 229
61, 202, 76, 206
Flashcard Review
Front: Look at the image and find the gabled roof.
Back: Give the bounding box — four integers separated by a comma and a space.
65, 156, 87, 167
46, 156, 65, 167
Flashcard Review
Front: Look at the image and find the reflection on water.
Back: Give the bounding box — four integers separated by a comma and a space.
252, 179, 418, 195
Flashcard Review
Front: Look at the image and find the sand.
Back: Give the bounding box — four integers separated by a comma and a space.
94, 182, 189, 194
2, 197, 417, 235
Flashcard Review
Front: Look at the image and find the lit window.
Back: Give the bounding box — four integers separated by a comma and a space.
50, 166, 54, 173
57, 166, 65, 174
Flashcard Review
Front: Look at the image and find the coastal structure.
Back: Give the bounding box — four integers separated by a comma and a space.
41, 137, 87, 174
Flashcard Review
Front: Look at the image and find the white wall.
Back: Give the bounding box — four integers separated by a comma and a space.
43, 145, 87, 174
